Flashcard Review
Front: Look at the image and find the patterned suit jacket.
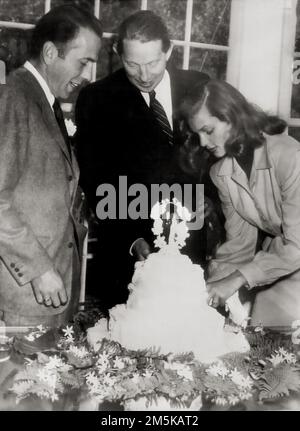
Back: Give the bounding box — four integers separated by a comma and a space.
0, 67, 86, 318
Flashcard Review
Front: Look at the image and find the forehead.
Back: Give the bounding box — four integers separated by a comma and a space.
122, 38, 164, 63
64, 27, 101, 58
190, 104, 212, 128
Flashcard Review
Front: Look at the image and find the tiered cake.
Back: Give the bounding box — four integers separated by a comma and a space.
88, 199, 249, 363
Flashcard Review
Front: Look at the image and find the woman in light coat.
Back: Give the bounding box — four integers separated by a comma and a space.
184, 79, 300, 327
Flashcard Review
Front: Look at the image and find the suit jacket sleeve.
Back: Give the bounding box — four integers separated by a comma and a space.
0, 85, 53, 285
207, 164, 258, 281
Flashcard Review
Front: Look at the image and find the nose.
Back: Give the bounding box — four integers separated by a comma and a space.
139, 65, 149, 82
199, 133, 208, 148
81, 62, 93, 83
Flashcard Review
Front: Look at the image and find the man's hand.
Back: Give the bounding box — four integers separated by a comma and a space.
31, 269, 68, 308
206, 271, 247, 308
132, 238, 151, 261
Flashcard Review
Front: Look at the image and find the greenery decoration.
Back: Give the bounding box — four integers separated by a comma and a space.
7, 313, 300, 410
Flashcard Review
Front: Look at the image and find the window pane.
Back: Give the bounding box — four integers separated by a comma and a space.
0, 27, 31, 72
100, 0, 140, 33
294, 0, 300, 51
189, 48, 227, 79
0, 0, 45, 23
291, 55, 300, 118
147, 0, 186, 40
96, 36, 122, 80
169, 45, 183, 69
192, 0, 231, 46
288, 127, 300, 142
50, 0, 95, 13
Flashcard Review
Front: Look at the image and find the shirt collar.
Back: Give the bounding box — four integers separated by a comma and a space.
24, 61, 55, 109
216, 137, 272, 177
141, 70, 170, 103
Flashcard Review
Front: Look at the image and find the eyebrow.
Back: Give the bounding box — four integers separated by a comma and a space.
125, 58, 159, 66
82, 56, 97, 63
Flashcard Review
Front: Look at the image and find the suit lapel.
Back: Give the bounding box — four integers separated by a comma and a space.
16, 68, 74, 169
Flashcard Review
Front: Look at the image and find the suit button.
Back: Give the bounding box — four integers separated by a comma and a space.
18, 273, 23, 277
68, 242, 73, 248
68, 175, 73, 181
10, 263, 15, 268
14, 267, 19, 272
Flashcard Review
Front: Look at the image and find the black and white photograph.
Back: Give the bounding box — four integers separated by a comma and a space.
0, 0, 300, 415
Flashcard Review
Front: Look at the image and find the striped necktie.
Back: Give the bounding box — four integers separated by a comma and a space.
53, 98, 72, 158
149, 90, 173, 145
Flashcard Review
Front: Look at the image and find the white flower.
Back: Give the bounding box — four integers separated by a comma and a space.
214, 396, 227, 406
207, 362, 229, 379
143, 370, 153, 379
62, 326, 74, 338
96, 352, 110, 373
65, 334, 75, 344
45, 355, 64, 370
24, 334, 35, 342
229, 368, 252, 389
86, 372, 99, 387
228, 395, 240, 406
102, 373, 115, 387
176, 367, 194, 381
239, 391, 252, 401
267, 353, 285, 366
37, 368, 57, 388
65, 118, 77, 137
68, 345, 89, 358
113, 357, 125, 370
131, 373, 140, 384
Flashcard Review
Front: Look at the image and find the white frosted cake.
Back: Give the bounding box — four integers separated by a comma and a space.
89, 199, 249, 363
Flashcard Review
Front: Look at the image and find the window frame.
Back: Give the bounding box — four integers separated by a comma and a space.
0, 0, 231, 82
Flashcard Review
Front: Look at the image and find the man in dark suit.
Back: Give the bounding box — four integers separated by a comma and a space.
75, 10, 210, 307
0, 5, 102, 326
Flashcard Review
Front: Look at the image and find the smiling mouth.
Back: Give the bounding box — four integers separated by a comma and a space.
70, 81, 80, 89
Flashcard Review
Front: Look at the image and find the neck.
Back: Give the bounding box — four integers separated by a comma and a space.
236, 145, 254, 180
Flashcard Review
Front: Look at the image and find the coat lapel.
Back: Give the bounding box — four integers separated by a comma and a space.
16, 68, 74, 169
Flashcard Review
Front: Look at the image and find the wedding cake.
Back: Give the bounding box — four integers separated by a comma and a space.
88, 199, 249, 364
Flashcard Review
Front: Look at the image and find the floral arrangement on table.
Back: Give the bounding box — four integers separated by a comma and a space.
8, 315, 300, 410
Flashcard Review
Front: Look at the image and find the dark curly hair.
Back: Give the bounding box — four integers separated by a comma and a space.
181, 79, 287, 158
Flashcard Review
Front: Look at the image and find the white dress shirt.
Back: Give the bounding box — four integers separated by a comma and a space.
140, 70, 173, 130
24, 61, 55, 109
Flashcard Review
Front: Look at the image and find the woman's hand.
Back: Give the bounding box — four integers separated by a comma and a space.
206, 270, 247, 308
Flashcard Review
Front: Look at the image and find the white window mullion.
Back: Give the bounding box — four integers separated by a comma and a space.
183, 0, 193, 70
44, 0, 51, 14
94, 0, 100, 18
0, 21, 33, 29
141, 0, 148, 10
91, 0, 101, 82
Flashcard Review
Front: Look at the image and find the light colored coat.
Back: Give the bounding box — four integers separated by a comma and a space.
208, 133, 300, 326
0, 67, 86, 320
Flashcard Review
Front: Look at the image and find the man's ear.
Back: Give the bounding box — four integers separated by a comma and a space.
42, 41, 58, 65
166, 42, 174, 62
112, 41, 119, 56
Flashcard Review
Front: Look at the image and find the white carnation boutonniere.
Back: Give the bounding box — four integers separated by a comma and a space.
65, 118, 77, 137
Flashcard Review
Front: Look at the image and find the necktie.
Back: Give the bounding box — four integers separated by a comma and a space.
149, 90, 173, 145
53, 98, 72, 158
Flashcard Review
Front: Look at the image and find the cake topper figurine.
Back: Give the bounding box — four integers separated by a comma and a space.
150, 198, 191, 250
